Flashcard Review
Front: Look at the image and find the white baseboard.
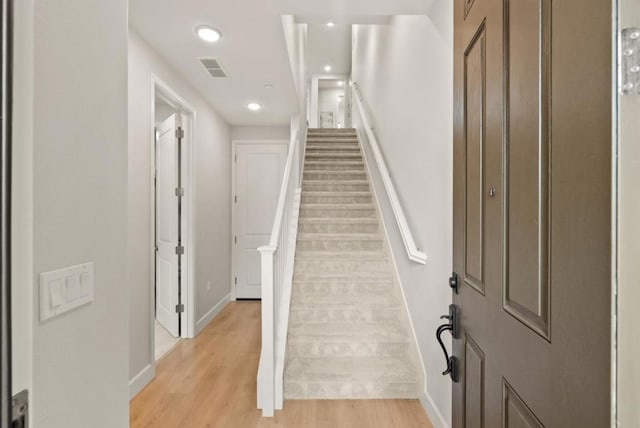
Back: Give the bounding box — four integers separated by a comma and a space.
195, 293, 230, 335
420, 392, 450, 428
129, 364, 154, 400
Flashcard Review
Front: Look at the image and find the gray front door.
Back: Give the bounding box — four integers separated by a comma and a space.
452, 0, 613, 425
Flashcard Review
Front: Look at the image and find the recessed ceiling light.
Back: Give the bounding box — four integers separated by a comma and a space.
324, 65, 332, 72
327, 22, 335, 27
337, 81, 344, 87
247, 102, 262, 111
195, 25, 222, 43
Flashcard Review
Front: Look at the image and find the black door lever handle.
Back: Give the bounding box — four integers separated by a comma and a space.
436, 304, 460, 382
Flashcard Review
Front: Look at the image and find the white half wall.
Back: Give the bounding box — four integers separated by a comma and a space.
351, 6, 453, 427
128, 31, 232, 389
32, 1, 129, 427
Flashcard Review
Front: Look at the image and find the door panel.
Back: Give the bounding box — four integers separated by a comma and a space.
463, 23, 486, 295
504, 0, 551, 338
453, 0, 612, 424
503, 381, 544, 428
155, 114, 180, 337
234, 143, 287, 299
464, 335, 485, 428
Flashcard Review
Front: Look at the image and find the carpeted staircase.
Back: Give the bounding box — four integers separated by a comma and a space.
284, 128, 421, 400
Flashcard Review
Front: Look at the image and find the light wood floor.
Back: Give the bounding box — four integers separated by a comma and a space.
130, 302, 434, 428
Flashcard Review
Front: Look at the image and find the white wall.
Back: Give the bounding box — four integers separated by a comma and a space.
281, 16, 309, 133
351, 6, 453, 427
231, 126, 290, 140
31, 1, 129, 427
128, 31, 232, 389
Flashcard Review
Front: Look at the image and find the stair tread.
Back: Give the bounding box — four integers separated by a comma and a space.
298, 233, 382, 240
295, 250, 387, 259
300, 203, 375, 209
285, 356, 418, 382
298, 217, 378, 223
291, 295, 401, 308
288, 320, 407, 338
301, 192, 372, 198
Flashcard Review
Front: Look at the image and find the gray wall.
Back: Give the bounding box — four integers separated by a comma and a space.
351, 6, 453, 427
32, 0, 130, 426
128, 31, 232, 385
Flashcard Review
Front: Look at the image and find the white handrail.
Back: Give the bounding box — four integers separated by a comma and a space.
257, 129, 302, 417
352, 83, 427, 264
267, 131, 299, 248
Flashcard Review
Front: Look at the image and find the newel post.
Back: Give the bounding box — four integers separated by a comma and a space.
257, 245, 276, 417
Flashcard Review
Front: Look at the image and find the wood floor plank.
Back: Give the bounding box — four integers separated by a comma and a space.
130, 302, 434, 428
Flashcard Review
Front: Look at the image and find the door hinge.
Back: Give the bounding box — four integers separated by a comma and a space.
175, 187, 184, 197
234, 236, 237, 244
234, 277, 237, 285
175, 246, 185, 255
234, 154, 237, 163
175, 304, 185, 313
234, 195, 238, 203
176, 127, 185, 139
620, 27, 640, 95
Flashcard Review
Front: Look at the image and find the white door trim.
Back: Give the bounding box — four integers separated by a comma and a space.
148, 75, 197, 378
231, 139, 288, 301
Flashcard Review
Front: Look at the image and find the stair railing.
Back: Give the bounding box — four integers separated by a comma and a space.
257, 129, 303, 417
352, 82, 427, 264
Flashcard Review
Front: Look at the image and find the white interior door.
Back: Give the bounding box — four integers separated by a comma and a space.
155, 113, 181, 337
234, 142, 288, 299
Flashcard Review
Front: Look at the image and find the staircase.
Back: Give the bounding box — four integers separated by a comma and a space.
284, 128, 421, 400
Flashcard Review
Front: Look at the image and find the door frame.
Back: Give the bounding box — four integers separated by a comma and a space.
149, 75, 196, 360
230, 139, 288, 301
310, 74, 351, 128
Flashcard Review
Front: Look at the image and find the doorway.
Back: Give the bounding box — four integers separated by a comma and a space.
150, 77, 196, 367
310, 75, 352, 128
231, 140, 288, 300
615, 0, 640, 425
318, 79, 346, 128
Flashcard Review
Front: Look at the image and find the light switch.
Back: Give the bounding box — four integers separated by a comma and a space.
40, 262, 94, 322
50, 279, 64, 307
66, 275, 81, 302
80, 272, 91, 297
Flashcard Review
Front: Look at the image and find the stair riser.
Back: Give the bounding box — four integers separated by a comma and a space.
301, 194, 372, 204
289, 309, 401, 324
287, 341, 409, 358
304, 163, 365, 171
297, 240, 383, 252
298, 223, 379, 233
304, 173, 367, 182
300, 208, 376, 218
307, 140, 360, 150
306, 146, 360, 152
307, 141, 359, 146
293, 281, 392, 294
305, 154, 363, 160
303, 184, 369, 193
294, 260, 390, 274
284, 382, 419, 400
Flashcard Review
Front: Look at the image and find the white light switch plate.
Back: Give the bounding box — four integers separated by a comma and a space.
39, 262, 94, 322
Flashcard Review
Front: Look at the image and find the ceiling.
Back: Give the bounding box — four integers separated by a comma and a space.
129, 0, 432, 126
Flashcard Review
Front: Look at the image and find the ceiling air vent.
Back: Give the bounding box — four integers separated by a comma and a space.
200, 57, 228, 78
